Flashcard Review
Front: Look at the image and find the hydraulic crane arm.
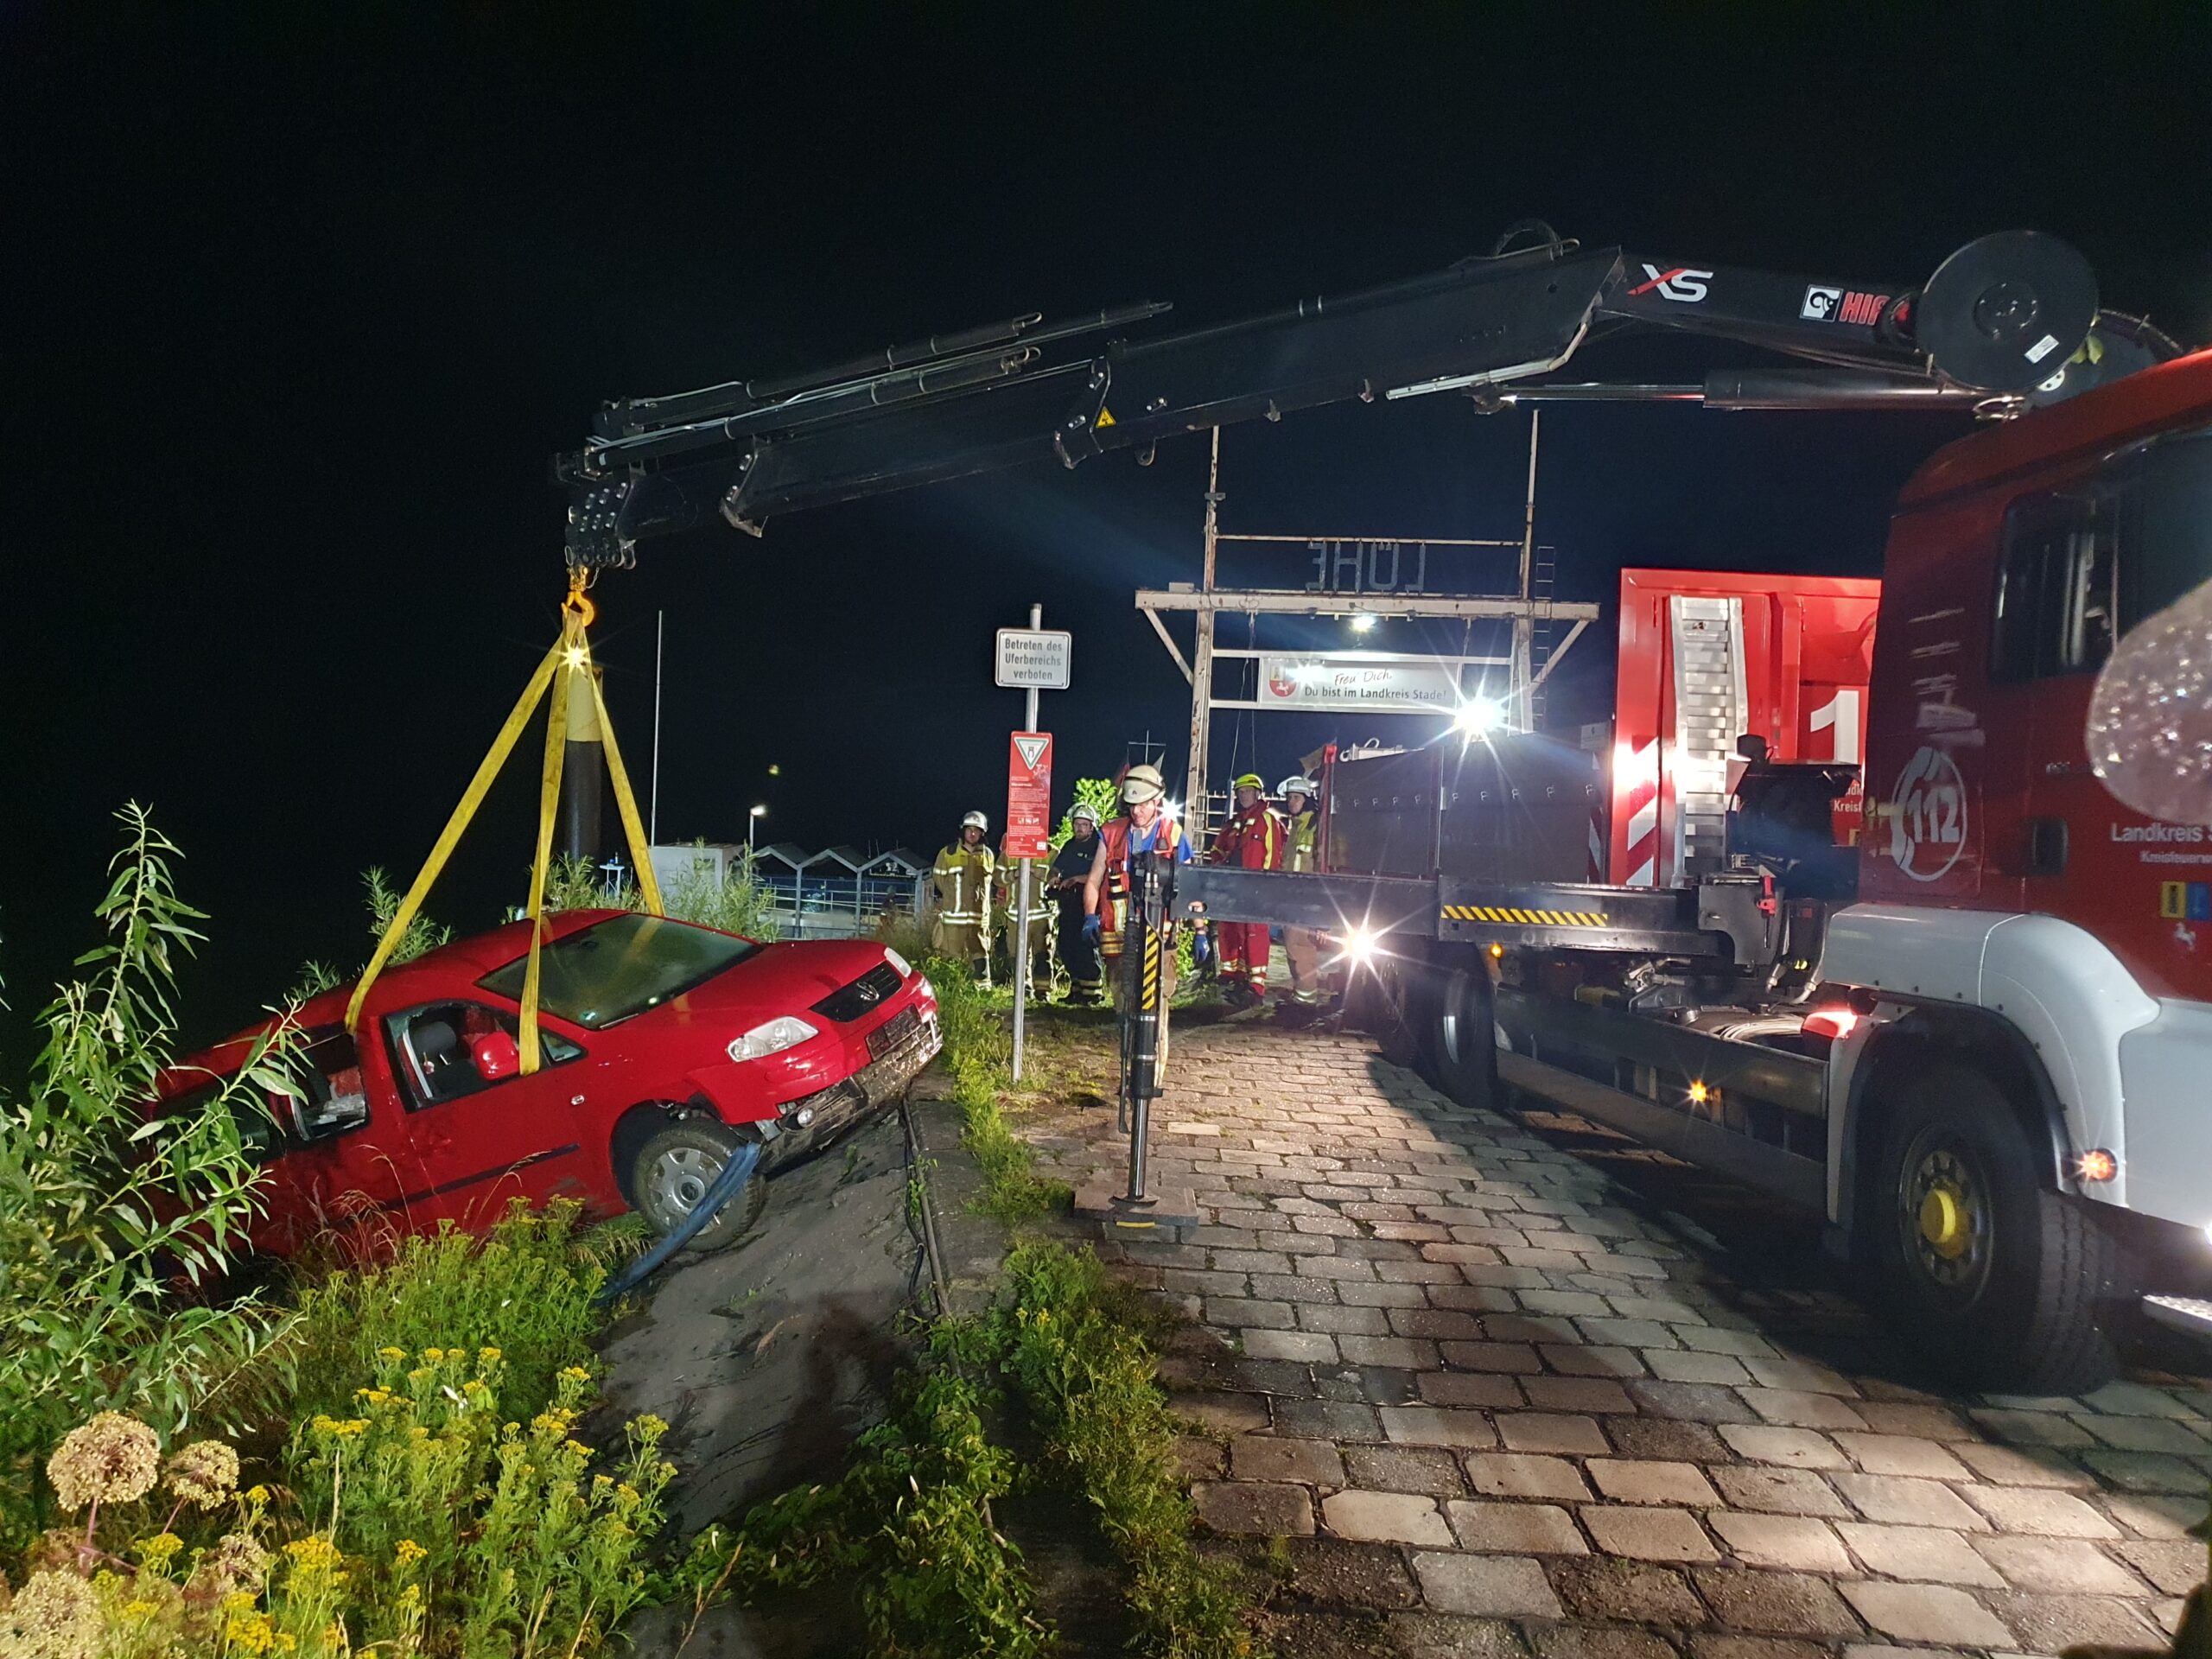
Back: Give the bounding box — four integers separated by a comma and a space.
559, 228, 2131, 568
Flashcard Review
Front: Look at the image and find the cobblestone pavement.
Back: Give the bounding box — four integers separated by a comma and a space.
1020, 1017, 2211, 1659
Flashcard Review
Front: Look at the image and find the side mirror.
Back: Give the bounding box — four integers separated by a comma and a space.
1736, 734, 1770, 764
471, 1031, 521, 1081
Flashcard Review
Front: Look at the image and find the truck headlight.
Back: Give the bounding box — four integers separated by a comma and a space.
728, 1016, 819, 1062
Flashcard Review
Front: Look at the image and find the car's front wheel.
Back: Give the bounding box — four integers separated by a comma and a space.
630, 1120, 769, 1252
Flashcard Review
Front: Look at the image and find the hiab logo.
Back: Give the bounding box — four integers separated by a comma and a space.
1627, 264, 1713, 303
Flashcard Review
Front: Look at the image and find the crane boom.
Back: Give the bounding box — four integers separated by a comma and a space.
558, 227, 2131, 568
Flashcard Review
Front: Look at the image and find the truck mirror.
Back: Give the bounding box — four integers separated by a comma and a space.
1736, 734, 1770, 763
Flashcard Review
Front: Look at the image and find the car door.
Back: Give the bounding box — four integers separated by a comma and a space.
379, 999, 594, 1230
248, 1024, 401, 1250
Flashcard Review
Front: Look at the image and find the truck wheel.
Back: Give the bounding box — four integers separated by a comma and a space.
631, 1121, 769, 1253
1429, 966, 1498, 1112
1872, 1065, 2120, 1393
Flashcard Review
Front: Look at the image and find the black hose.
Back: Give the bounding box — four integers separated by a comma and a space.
593, 1140, 761, 1308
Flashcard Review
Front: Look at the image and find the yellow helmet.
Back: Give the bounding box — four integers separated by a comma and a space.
1231, 772, 1265, 791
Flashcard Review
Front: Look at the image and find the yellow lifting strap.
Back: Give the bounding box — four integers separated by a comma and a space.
346, 576, 665, 1075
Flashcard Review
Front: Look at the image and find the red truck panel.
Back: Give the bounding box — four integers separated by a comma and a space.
1608, 569, 1880, 888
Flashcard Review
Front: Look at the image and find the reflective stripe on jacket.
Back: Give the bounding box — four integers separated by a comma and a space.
931, 842, 995, 924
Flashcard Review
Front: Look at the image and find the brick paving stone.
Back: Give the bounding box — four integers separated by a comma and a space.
1739, 1356, 1859, 1395
1174, 1437, 1225, 1480
1285, 1537, 1421, 1610
1420, 1371, 1527, 1409
1294, 1300, 1390, 1335
1719, 1426, 1849, 1468
2105, 1492, 2207, 1538
1428, 1282, 1522, 1314
1588, 1459, 1722, 1506
1243, 1328, 1338, 1363
1647, 1350, 1756, 1386
1498, 1412, 1612, 1454
1960, 1483, 2118, 1537
1834, 1522, 2004, 1586
1411, 1551, 1564, 1618
1605, 1418, 1731, 1463
1207, 1297, 1295, 1329
1345, 1443, 1469, 1496
1630, 1381, 1762, 1424
2113, 1538, 2211, 1594
1851, 1402, 1974, 1440
1169, 1390, 1270, 1434
1391, 1306, 1487, 1340
1524, 1376, 1637, 1414
1465, 1452, 1596, 1501
1582, 1504, 1721, 1562
1838, 1582, 2010, 1647
1675, 1325, 1783, 1358
1388, 1611, 1534, 1659
1968, 1408, 2099, 1448
1688, 1637, 1831, 1659
1379, 1405, 1500, 1448
1230, 1435, 1346, 1486
1707, 1512, 1853, 1573
1694, 1567, 1864, 1637
1948, 1440, 2092, 1489
1192, 1480, 1317, 1536
1546, 1344, 1649, 1378
1332, 1277, 1429, 1307
2080, 1448, 2211, 1494
1322, 1489, 1455, 1546
1549, 1557, 1710, 1624
2076, 1412, 2212, 1455
1581, 1317, 1683, 1349
1831, 1433, 1971, 1480
1972, 1534, 2146, 1595
1274, 1398, 1382, 1440
1341, 1334, 1443, 1369
1981, 1590, 2164, 1652
1711, 1466, 1848, 1518
1534, 1628, 1681, 1659
1442, 1340, 1548, 1373
1831, 1474, 1988, 1531
1448, 1499, 1591, 1554
1487, 1313, 1585, 1344
1743, 1389, 1872, 1431
2079, 1379, 2208, 1419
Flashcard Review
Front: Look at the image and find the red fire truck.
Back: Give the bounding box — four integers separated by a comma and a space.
560, 226, 2210, 1387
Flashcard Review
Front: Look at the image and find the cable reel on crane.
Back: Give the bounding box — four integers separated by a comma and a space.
346, 571, 664, 1074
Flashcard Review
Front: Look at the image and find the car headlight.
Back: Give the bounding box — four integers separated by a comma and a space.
728, 1015, 819, 1062
884, 946, 912, 977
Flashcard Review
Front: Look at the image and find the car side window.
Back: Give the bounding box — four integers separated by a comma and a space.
1993, 490, 2116, 682
384, 1001, 582, 1112
166, 1076, 289, 1166
282, 1027, 372, 1142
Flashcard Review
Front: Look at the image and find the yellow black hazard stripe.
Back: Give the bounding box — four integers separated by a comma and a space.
1440, 904, 1611, 927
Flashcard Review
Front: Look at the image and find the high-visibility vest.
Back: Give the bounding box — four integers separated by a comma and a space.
1095, 813, 1185, 953
1284, 808, 1319, 874
1211, 803, 1285, 871
931, 842, 995, 925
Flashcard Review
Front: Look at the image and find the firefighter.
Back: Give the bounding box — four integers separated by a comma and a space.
931, 810, 995, 982
1207, 772, 1284, 1009
1049, 802, 1104, 1003
1276, 774, 1325, 1022
1081, 764, 1191, 1018
995, 840, 1053, 996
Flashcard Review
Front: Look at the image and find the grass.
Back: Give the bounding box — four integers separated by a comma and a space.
923, 957, 1071, 1224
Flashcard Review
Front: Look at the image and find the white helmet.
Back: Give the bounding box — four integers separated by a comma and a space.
1278, 775, 1317, 799
961, 810, 988, 830
1121, 764, 1165, 804
1069, 803, 1101, 827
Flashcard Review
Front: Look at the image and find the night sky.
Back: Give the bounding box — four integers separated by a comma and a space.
7, 4, 2211, 1044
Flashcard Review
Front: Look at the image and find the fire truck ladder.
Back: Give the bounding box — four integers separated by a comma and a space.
1669, 594, 1749, 879
1529, 547, 1558, 726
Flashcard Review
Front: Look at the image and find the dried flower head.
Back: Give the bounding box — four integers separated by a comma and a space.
46, 1413, 161, 1511
163, 1440, 240, 1510
195, 1533, 272, 1597
1, 1569, 101, 1659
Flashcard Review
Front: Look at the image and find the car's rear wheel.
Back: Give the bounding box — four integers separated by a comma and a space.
631, 1120, 769, 1253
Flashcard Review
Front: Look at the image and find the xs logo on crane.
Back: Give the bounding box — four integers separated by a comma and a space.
1626, 263, 1713, 303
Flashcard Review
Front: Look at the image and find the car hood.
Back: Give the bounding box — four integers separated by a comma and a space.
664, 937, 903, 1026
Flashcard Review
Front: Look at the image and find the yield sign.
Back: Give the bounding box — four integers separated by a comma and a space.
1005, 731, 1053, 861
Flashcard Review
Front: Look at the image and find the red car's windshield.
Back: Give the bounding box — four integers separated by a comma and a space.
476, 914, 759, 1029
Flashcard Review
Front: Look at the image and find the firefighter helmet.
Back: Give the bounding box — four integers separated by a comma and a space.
1231, 772, 1265, 791
961, 810, 988, 830
1069, 802, 1101, 827
1278, 775, 1317, 798
1121, 764, 1166, 804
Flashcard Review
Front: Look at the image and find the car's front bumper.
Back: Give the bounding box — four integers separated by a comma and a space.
753, 1005, 943, 1170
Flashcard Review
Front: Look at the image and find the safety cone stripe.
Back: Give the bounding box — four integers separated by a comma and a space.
1439, 904, 1611, 927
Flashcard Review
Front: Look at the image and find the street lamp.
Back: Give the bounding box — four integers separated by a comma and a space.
748, 803, 766, 859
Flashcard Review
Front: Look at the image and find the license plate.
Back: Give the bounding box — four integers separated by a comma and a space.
868, 1007, 920, 1059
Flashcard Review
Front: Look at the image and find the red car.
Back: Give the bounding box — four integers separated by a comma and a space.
158, 910, 942, 1255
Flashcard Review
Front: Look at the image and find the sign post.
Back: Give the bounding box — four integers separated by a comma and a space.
996, 606, 1068, 1080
